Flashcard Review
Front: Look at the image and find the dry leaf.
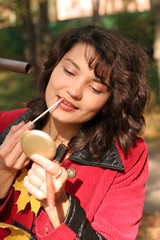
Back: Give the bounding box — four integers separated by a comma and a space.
13, 168, 41, 215
0, 222, 30, 239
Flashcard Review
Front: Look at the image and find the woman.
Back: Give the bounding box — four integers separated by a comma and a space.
0, 25, 150, 239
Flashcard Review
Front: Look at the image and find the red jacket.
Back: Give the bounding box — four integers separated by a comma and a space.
0, 109, 148, 239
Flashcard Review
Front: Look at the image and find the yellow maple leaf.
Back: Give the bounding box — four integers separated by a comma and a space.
0, 222, 30, 240
13, 168, 41, 215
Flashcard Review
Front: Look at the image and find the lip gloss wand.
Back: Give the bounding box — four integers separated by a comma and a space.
22, 99, 63, 210
32, 99, 63, 210
32, 98, 63, 123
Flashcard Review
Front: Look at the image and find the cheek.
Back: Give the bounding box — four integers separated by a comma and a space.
45, 80, 56, 105
45, 82, 52, 98
46, 74, 58, 94
83, 103, 104, 120
50, 66, 63, 83
84, 95, 109, 114
48, 71, 65, 90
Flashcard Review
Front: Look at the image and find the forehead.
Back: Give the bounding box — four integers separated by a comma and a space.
64, 43, 94, 58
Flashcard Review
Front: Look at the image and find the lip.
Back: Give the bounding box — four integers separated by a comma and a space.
58, 96, 79, 111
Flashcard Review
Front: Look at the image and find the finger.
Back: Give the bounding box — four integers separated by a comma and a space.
31, 159, 68, 191
1, 121, 33, 156
53, 167, 68, 191
3, 121, 25, 145
0, 122, 25, 158
7, 121, 26, 137
12, 153, 30, 169
3, 151, 27, 170
32, 163, 46, 181
28, 168, 45, 191
8, 121, 33, 138
6, 141, 25, 166
4, 140, 27, 168
11, 137, 28, 160
23, 158, 31, 168
24, 176, 46, 200
31, 154, 60, 175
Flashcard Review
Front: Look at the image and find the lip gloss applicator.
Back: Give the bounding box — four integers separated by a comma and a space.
32, 98, 63, 123
21, 98, 63, 210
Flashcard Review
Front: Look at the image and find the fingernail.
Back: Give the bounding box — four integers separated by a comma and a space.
27, 121, 34, 130
31, 154, 39, 161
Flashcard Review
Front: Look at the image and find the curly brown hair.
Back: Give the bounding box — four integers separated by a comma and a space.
28, 25, 150, 157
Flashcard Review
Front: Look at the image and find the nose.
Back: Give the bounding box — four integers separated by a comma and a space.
66, 82, 83, 100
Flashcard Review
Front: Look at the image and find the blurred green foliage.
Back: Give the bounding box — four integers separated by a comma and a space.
49, 17, 94, 40
0, 26, 24, 59
0, 11, 154, 59
0, 10, 159, 110
103, 11, 154, 58
0, 71, 35, 111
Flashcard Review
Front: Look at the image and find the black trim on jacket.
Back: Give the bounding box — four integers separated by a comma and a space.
64, 194, 106, 240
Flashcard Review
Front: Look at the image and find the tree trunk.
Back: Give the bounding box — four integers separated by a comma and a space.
91, 0, 101, 24
23, 0, 37, 68
151, 0, 160, 102
38, 0, 50, 65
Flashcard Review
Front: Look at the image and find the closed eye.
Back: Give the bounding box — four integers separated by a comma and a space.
90, 86, 102, 94
63, 67, 75, 76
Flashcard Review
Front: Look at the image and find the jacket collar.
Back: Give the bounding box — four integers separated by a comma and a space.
69, 142, 124, 171
0, 110, 124, 172
0, 110, 30, 145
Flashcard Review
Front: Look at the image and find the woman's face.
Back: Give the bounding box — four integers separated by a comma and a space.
45, 43, 111, 129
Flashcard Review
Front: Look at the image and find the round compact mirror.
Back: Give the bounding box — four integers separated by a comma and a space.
21, 130, 56, 159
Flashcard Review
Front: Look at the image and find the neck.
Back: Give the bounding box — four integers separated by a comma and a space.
43, 115, 81, 147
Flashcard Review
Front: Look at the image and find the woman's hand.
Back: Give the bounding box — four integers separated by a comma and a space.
0, 121, 33, 198
24, 154, 68, 203
24, 154, 69, 228
0, 121, 33, 170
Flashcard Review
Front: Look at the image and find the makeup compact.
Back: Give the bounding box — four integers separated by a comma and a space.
21, 129, 56, 159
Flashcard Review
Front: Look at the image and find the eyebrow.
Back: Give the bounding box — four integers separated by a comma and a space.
64, 58, 80, 70
94, 79, 110, 89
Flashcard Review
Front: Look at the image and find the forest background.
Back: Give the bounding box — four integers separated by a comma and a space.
0, 0, 160, 239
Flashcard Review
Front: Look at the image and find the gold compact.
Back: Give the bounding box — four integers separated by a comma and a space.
21, 130, 56, 159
